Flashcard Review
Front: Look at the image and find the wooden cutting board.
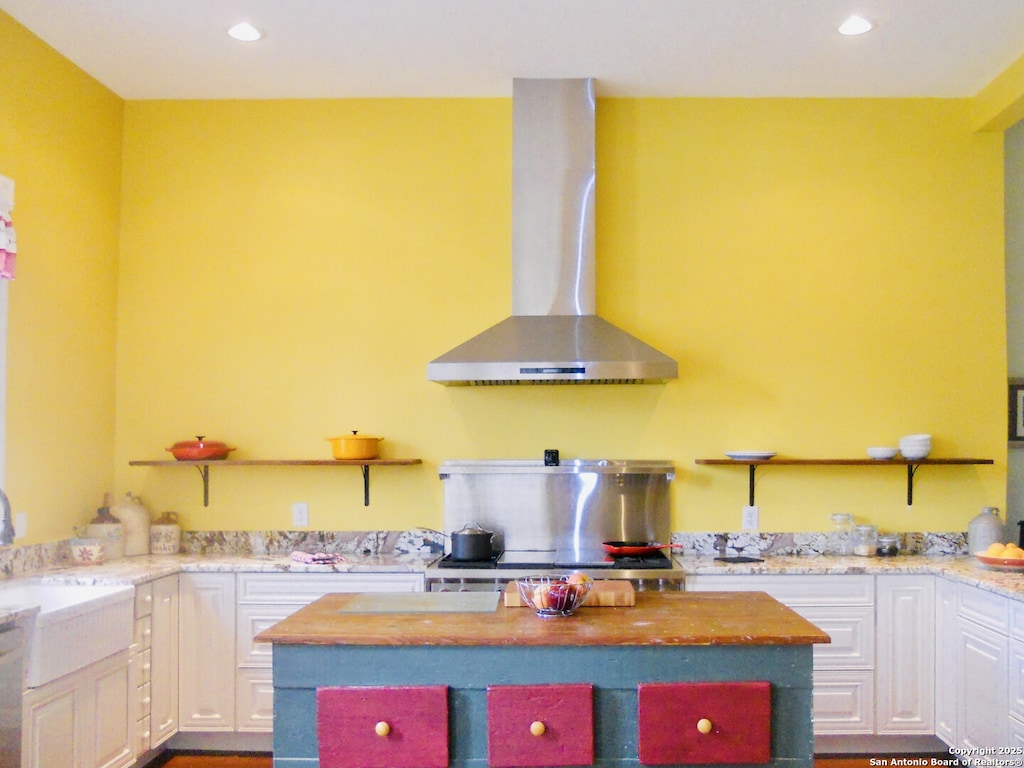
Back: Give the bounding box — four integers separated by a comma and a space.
503, 580, 636, 607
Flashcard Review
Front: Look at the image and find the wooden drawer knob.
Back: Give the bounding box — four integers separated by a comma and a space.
374, 721, 391, 737
696, 718, 713, 734
530, 720, 546, 737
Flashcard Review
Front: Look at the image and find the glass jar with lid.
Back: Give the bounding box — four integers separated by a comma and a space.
876, 534, 900, 557
827, 513, 853, 555
852, 524, 878, 556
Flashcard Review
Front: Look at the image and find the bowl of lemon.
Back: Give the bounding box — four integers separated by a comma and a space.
975, 541, 1024, 570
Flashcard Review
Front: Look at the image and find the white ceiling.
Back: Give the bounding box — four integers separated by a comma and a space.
2, 0, 1024, 100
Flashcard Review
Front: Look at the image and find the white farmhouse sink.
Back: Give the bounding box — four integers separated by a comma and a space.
0, 582, 134, 687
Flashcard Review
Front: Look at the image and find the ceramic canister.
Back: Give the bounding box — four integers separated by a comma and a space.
111, 492, 152, 555
84, 522, 124, 559
150, 511, 182, 554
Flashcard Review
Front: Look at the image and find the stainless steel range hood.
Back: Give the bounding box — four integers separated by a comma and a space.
427, 78, 678, 385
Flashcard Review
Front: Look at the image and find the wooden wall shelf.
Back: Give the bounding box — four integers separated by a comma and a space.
694, 457, 994, 506
128, 459, 423, 507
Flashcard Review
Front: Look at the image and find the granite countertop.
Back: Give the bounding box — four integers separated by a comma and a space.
20, 552, 435, 586
2, 551, 1023, 627
675, 553, 1024, 599
255, 590, 832, 647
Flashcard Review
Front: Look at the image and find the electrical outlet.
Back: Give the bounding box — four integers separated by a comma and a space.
742, 505, 759, 531
292, 502, 309, 527
14, 512, 26, 539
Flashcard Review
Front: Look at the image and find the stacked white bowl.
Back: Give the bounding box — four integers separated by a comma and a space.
899, 434, 931, 460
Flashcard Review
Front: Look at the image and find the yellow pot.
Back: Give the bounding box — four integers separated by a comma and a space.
327, 431, 383, 460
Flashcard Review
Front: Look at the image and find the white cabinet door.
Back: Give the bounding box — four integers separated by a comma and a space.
875, 574, 934, 734
178, 572, 235, 731
22, 673, 81, 768
150, 574, 179, 747
934, 576, 958, 746
957, 615, 1008, 750
22, 650, 133, 768
86, 653, 134, 768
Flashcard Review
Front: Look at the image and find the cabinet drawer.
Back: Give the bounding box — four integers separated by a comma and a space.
236, 667, 275, 733
687, 574, 873, 605
133, 681, 151, 722
317, 685, 448, 768
134, 582, 153, 618
237, 572, 422, 603
811, 670, 874, 734
237, 603, 301, 665
798, 605, 874, 668
958, 583, 1008, 632
134, 715, 151, 756
133, 614, 152, 651
638, 682, 771, 765
135, 647, 152, 686
487, 684, 593, 768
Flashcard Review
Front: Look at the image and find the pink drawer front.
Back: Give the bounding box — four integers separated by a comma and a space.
487, 683, 594, 767
638, 681, 771, 766
317, 685, 448, 768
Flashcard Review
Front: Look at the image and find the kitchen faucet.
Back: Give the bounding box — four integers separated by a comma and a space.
0, 489, 13, 546
714, 533, 729, 558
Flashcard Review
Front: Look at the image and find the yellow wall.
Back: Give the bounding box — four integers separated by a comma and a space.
0, 8, 1009, 542
0, 12, 123, 544
115, 96, 1006, 535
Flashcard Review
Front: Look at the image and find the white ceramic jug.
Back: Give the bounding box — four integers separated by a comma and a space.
967, 506, 1005, 554
111, 492, 151, 556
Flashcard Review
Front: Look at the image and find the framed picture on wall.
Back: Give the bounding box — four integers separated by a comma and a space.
1010, 378, 1024, 443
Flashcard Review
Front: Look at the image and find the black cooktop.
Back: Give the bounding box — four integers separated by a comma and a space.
435, 549, 674, 570
434, 552, 501, 569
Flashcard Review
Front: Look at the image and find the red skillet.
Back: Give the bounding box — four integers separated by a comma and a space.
602, 541, 686, 557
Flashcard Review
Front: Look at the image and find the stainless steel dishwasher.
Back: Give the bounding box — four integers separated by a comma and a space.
0, 622, 23, 768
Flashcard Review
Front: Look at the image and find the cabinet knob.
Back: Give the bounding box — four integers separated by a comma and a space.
374, 721, 391, 737
696, 718, 713, 734
530, 721, 546, 737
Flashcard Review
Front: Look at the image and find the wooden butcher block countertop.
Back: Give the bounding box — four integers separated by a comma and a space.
255, 590, 830, 648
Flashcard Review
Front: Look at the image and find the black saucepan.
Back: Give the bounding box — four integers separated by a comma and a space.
602, 540, 686, 557
451, 522, 495, 561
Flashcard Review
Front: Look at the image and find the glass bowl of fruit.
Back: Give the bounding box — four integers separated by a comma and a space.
515, 575, 593, 618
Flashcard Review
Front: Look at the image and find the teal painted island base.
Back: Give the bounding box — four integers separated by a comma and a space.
257, 590, 829, 768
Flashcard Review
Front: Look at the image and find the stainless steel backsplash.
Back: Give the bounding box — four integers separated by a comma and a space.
439, 460, 675, 552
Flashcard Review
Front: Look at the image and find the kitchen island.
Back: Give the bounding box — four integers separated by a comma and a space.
256, 589, 830, 768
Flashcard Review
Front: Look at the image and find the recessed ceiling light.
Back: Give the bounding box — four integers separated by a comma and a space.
838, 15, 873, 36
228, 22, 263, 42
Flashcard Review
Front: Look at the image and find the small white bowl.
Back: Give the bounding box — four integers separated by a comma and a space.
867, 447, 898, 460
69, 538, 105, 565
900, 447, 931, 460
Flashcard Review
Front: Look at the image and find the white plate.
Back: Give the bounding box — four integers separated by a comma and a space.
724, 451, 777, 461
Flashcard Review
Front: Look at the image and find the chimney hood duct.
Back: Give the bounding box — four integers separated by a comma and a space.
427, 78, 678, 385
